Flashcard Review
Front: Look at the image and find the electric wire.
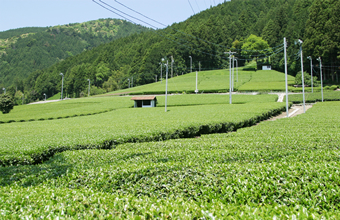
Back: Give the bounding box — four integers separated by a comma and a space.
111, 0, 282, 53
188, 0, 196, 14
94, 0, 288, 73
99, 0, 230, 57
195, 0, 201, 12
93, 0, 229, 60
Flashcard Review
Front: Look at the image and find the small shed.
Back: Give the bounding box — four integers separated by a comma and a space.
131, 96, 157, 108
262, 65, 272, 70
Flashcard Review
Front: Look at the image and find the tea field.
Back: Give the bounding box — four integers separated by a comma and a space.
0, 96, 133, 123
237, 70, 295, 92
107, 69, 294, 95
1, 101, 340, 218
286, 90, 340, 103
0, 97, 285, 166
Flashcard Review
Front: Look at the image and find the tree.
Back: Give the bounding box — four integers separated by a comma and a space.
241, 35, 271, 65
262, 19, 278, 47
304, 0, 340, 76
0, 94, 15, 114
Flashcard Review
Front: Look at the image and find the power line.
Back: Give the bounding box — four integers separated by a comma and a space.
93, 0, 286, 64
195, 0, 201, 12
188, 0, 196, 14
110, 0, 282, 53
95, 0, 228, 58
93, 0, 228, 60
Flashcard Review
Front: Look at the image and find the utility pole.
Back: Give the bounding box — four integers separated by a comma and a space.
307, 56, 313, 93
284, 37, 289, 117
235, 57, 238, 82
189, 56, 192, 73
297, 39, 306, 113
195, 71, 199, 94
165, 60, 169, 112
60, 73, 64, 100
171, 56, 174, 78
87, 79, 90, 97
225, 51, 236, 104
232, 55, 235, 91
317, 57, 324, 102
160, 62, 163, 83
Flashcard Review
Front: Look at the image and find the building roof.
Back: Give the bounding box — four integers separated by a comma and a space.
131, 96, 157, 101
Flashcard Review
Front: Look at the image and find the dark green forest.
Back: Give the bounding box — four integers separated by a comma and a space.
0, 19, 149, 88
1, 0, 339, 103
0, 27, 47, 39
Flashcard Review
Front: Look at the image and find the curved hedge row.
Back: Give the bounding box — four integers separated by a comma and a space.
0, 108, 115, 124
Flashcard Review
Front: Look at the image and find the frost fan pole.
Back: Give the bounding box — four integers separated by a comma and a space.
165, 60, 168, 112
195, 71, 198, 94
317, 57, 324, 102
284, 37, 289, 117
225, 51, 236, 104
298, 39, 306, 113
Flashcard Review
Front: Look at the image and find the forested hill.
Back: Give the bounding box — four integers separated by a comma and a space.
5, 0, 340, 103
0, 27, 47, 39
0, 19, 149, 87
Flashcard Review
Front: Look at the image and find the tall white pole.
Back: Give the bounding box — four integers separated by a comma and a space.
60, 73, 64, 100
165, 61, 168, 112
309, 57, 313, 93
224, 51, 236, 104
236, 58, 238, 82
317, 57, 324, 102
160, 63, 163, 83
299, 39, 306, 113
87, 79, 90, 97
229, 54, 232, 104
171, 56, 174, 78
195, 71, 198, 94
232, 56, 235, 91
284, 38, 289, 117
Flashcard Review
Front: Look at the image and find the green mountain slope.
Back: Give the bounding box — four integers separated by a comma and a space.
0, 19, 149, 87
0, 27, 47, 39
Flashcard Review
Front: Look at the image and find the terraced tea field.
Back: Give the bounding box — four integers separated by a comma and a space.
106, 69, 294, 95
0, 94, 284, 166
238, 70, 295, 92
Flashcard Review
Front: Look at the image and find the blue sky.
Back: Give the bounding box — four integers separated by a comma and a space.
0, 0, 227, 32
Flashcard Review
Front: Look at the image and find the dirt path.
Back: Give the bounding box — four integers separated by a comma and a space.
266, 93, 314, 121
